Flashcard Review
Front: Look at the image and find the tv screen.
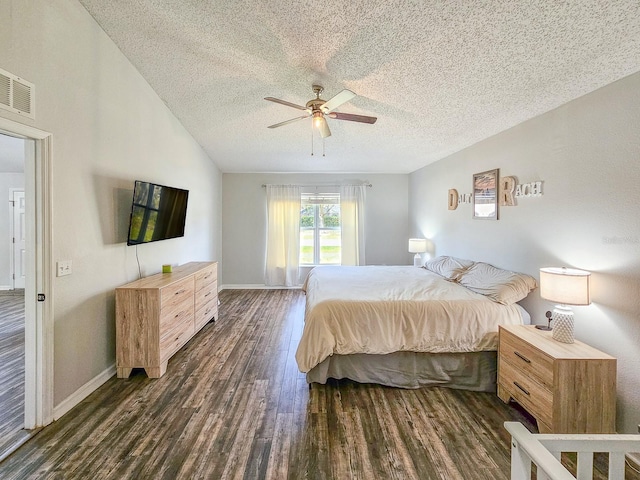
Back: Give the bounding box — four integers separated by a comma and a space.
126, 180, 189, 246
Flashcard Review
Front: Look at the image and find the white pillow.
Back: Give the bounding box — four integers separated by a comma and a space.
423, 256, 475, 281
457, 262, 537, 305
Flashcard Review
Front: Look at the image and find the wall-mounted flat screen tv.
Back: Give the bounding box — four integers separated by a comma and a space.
126, 180, 189, 246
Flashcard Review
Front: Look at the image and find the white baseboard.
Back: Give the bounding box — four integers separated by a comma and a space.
219, 284, 302, 291
53, 363, 116, 421
0, 285, 12, 291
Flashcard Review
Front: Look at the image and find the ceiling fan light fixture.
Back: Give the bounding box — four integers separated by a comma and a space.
312, 111, 323, 129
313, 112, 331, 138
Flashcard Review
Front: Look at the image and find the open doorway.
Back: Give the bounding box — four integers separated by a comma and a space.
0, 133, 27, 454
0, 120, 53, 461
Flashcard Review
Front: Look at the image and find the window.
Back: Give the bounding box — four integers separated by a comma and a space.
300, 193, 341, 265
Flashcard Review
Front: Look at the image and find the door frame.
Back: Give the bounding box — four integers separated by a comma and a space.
0, 117, 53, 429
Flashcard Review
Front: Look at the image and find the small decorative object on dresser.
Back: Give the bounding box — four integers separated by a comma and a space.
115, 261, 218, 379
497, 324, 616, 434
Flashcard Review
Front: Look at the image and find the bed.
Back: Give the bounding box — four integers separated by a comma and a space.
295, 257, 537, 391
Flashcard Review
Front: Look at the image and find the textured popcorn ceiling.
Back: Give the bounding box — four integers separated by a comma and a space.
78, 0, 640, 173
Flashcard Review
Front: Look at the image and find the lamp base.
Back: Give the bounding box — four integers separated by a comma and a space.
551, 305, 574, 343
413, 253, 423, 267
535, 325, 552, 331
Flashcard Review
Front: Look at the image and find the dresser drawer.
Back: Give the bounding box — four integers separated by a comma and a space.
195, 299, 218, 330
195, 264, 217, 290
160, 319, 195, 362
195, 282, 217, 311
499, 359, 553, 427
160, 301, 194, 337
160, 277, 194, 311
500, 328, 554, 390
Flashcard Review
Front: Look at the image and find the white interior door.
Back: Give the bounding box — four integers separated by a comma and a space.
12, 190, 26, 289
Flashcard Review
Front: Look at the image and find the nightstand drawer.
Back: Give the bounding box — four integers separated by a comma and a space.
499, 359, 553, 427
500, 327, 553, 390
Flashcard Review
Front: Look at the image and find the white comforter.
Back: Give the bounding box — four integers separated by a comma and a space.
295, 266, 525, 373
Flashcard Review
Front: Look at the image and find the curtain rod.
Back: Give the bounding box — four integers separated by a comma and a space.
261, 183, 372, 188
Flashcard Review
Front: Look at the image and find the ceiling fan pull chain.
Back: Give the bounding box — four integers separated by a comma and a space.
322, 137, 325, 157
311, 127, 314, 156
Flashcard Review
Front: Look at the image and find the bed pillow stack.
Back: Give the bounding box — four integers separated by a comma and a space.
423, 256, 475, 281
457, 261, 538, 305
424, 256, 537, 305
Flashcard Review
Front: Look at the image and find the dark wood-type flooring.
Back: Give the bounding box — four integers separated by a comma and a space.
0, 291, 32, 460
0, 289, 638, 479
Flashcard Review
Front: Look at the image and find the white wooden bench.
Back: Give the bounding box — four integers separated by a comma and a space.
505, 421, 640, 480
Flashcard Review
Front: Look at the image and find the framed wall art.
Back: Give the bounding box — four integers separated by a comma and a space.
473, 169, 499, 220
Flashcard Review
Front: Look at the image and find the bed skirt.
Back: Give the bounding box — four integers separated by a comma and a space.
306, 351, 497, 392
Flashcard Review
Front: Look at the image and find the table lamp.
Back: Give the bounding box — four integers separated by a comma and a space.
408, 238, 428, 267
539, 267, 591, 343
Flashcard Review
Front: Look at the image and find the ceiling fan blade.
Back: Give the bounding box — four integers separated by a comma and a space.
320, 89, 356, 113
328, 112, 377, 124
264, 97, 309, 111
267, 115, 310, 129
318, 116, 331, 138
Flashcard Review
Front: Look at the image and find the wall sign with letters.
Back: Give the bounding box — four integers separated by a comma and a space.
448, 175, 543, 211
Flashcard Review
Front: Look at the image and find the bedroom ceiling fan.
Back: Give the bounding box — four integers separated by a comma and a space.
264, 85, 377, 138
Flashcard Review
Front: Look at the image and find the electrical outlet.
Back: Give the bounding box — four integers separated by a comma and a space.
57, 260, 72, 277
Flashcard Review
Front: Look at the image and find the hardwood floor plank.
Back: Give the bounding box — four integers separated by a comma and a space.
0, 293, 25, 448
1, 289, 637, 480
265, 412, 293, 480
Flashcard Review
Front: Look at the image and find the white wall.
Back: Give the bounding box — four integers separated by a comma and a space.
0, 173, 25, 288
222, 173, 409, 286
1, 0, 222, 407
409, 72, 640, 434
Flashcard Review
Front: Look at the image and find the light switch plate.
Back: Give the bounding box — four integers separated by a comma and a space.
57, 260, 72, 277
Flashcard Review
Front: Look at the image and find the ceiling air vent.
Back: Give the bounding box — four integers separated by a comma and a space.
0, 68, 35, 119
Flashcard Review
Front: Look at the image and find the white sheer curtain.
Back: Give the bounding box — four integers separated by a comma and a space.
340, 185, 366, 266
264, 185, 301, 286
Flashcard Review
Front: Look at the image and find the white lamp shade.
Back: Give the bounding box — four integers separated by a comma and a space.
408, 238, 428, 253
539, 267, 591, 306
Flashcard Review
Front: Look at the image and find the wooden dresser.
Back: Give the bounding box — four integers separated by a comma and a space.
115, 261, 218, 378
497, 324, 616, 434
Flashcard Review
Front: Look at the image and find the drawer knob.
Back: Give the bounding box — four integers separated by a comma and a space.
513, 381, 530, 396
514, 351, 531, 363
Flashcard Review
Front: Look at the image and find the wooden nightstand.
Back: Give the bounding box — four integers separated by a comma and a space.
497, 324, 616, 434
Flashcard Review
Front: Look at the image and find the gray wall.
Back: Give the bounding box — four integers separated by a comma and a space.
409, 72, 640, 434
222, 173, 409, 286
1, 0, 222, 408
